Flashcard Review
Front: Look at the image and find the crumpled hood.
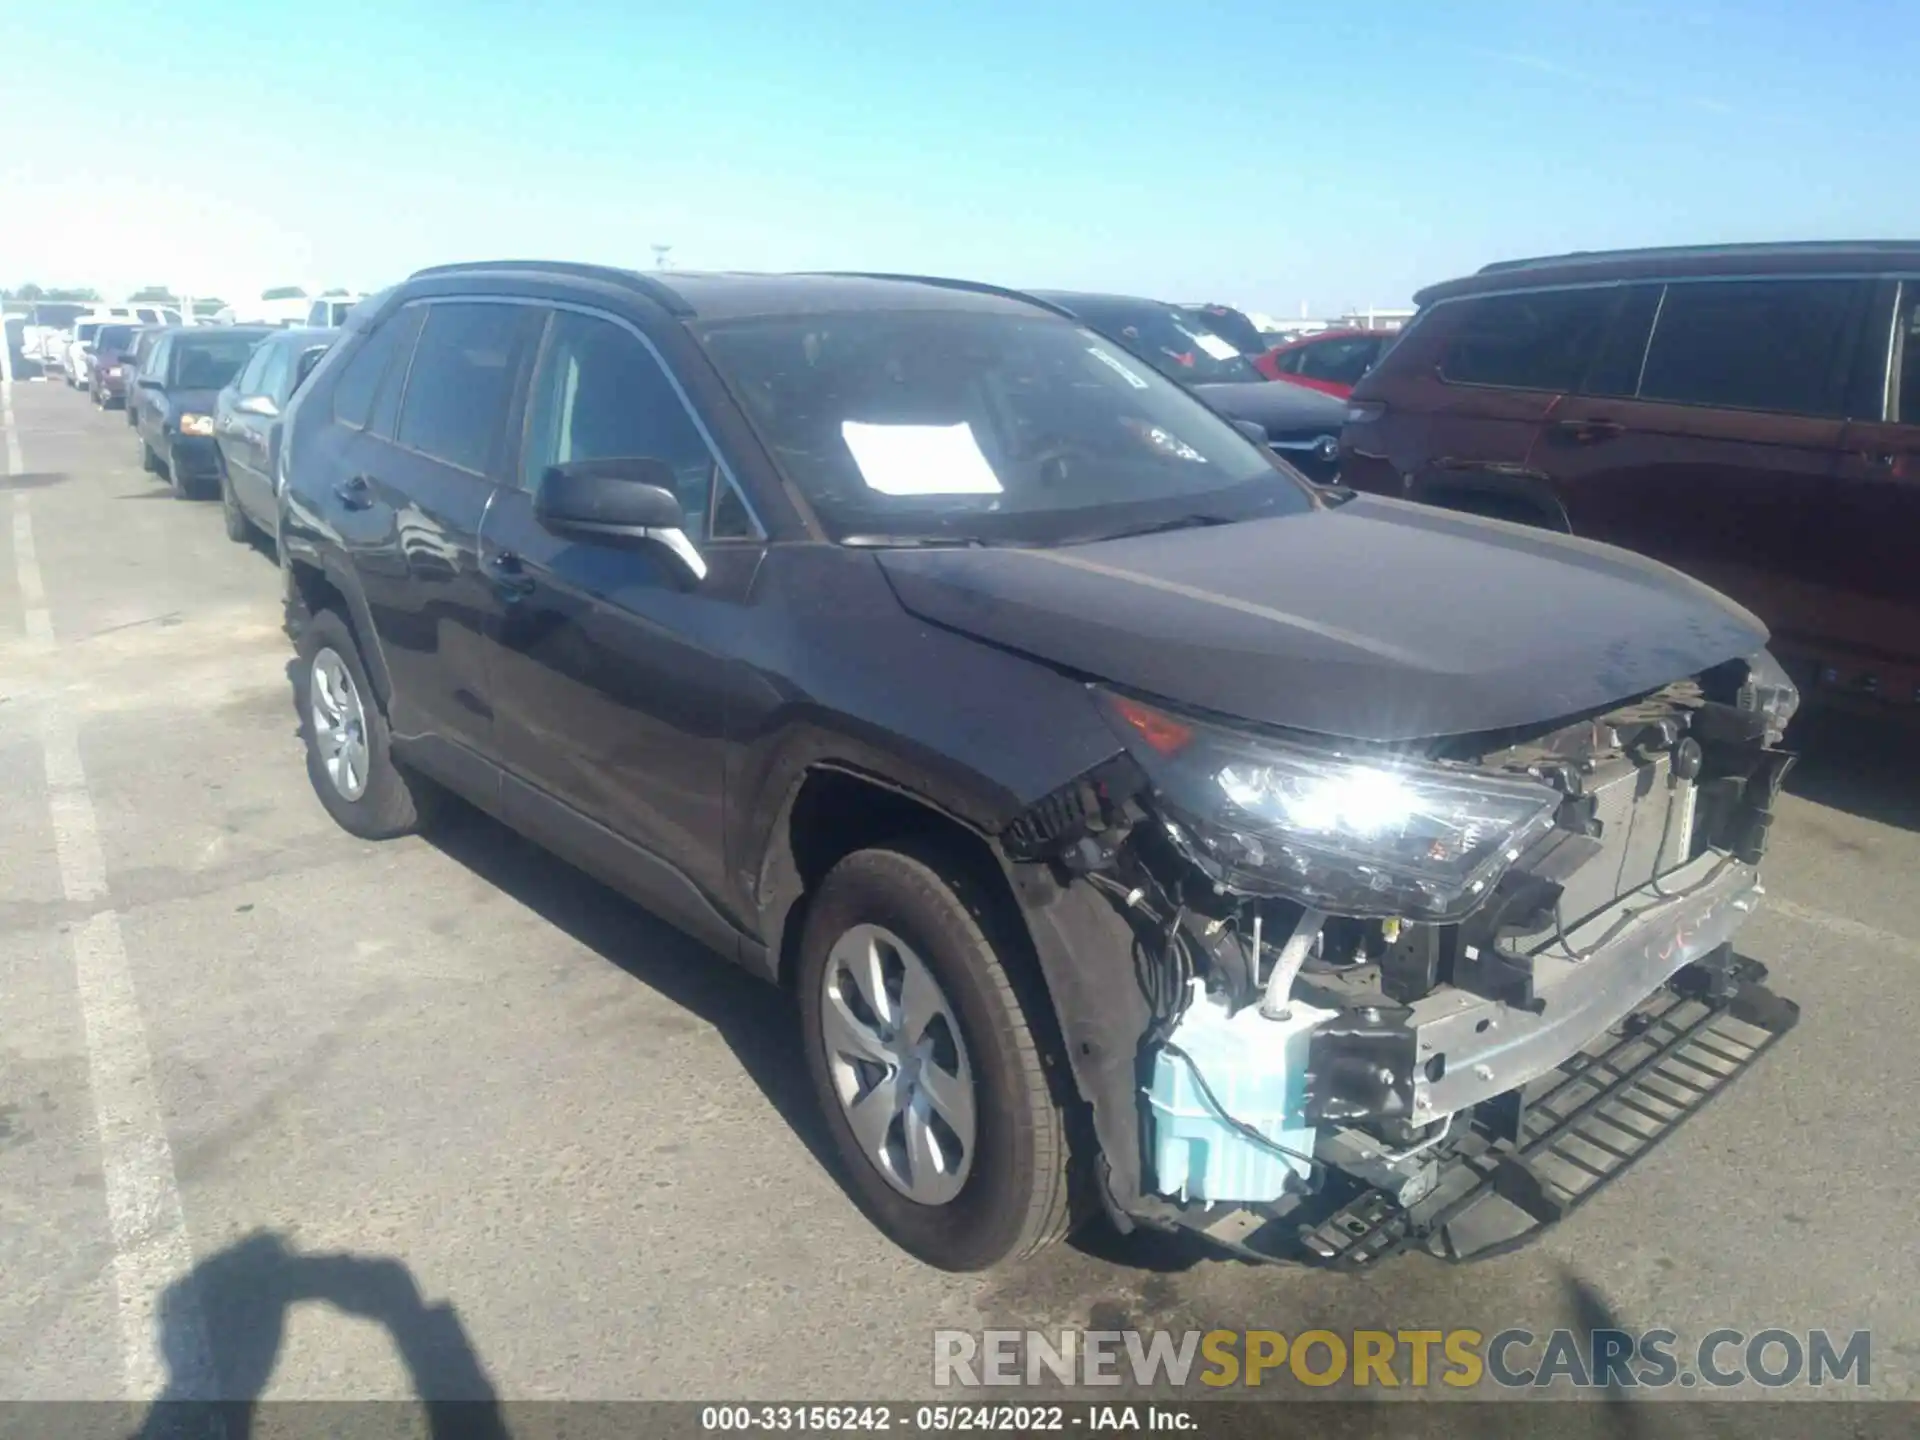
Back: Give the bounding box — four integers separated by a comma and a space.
876, 494, 1769, 743
1192, 378, 1349, 435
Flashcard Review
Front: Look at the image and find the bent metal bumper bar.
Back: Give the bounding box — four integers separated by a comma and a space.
1408, 849, 1764, 1120
1164, 852, 1796, 1267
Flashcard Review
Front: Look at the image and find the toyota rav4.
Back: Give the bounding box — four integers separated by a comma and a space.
275, 262, 1801, 1272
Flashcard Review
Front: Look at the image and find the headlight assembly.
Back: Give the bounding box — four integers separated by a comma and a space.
178, 413, 215, 437
1099, 690, 1561, 919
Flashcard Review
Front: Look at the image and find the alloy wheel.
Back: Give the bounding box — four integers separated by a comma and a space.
309, 647, 370, 801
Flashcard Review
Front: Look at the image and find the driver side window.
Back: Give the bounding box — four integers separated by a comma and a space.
521, 311, 756, 541
235, 344, 274, 397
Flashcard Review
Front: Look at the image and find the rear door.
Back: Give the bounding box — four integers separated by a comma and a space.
1830, 278, 1920, 694
327, 299, 542, 764
1398, 286, 1618, 515
1539, 276, 1869, 658
478, 304, 767, 934
230, 338, 295, 517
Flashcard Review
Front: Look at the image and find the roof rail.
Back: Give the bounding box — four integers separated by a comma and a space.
1478, 239, 1920, 275
802, 271, 1082, 322
405, 259, 693, 315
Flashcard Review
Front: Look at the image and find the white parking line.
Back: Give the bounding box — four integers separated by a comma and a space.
5, 405, 218, 1402
1767, 894, 1920, 963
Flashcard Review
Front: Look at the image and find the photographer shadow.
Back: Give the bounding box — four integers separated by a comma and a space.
133, 1230, 509, 1440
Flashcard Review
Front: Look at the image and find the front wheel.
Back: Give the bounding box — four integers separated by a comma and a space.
797, 845, 1073, 1271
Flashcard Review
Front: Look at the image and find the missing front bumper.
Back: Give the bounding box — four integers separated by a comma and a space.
1176, 951, 1797, 1267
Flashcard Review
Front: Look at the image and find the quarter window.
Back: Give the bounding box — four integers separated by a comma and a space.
330, 313, 412, 431
397, 303, 531, 473
1439, 288, 1616, 392
521, 310, 746, 541
1637, 279, 1863, 417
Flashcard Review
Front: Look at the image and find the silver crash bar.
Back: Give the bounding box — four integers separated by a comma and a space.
1405, 850, 1763, 1120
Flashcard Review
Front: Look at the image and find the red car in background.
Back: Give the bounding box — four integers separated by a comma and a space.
1259, 328, 1394, 395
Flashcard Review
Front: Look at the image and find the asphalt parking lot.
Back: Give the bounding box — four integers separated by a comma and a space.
3, 375, 1919, 1408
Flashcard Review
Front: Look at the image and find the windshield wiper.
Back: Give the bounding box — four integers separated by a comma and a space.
840, 534, 986, 549
1076, 512, 1238, 543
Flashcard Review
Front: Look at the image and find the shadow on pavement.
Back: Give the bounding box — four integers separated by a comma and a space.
1784, 707, 1920, 832
421, 798, 839, 1177
134, 1230, 507, 1440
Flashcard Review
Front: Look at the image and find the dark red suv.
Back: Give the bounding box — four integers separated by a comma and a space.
1340, 241, 1920, 720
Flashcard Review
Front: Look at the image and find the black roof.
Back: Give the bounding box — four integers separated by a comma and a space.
405, 261, 1071, 321
1419, 239, 1920, 307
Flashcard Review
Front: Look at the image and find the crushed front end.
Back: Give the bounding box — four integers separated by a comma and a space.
1002, 653, 1802, 1265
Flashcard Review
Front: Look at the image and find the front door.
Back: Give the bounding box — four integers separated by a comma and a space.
1402, 286, 1623, 512
478, 306, 767, 930
1536, 277, 1867, 662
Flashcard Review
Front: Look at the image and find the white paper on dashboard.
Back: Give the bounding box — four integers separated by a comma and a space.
1193, 332, 1241, 361
840, 421, 1005, 495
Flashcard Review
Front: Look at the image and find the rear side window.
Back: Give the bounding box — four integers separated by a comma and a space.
329, 310, 416, 431
1889, 293, 1920, 426
396, 303, 530, 473
1637, 279, 1864, 417
1439, 288, 1615, 391
1298, 335, 1382, 385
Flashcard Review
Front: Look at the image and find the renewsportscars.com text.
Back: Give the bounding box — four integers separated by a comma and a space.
932, 1328, 1871, 1391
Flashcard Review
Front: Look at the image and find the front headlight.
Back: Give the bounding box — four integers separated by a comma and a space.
1099, 690, 1561, 919
177, 413, 215, 437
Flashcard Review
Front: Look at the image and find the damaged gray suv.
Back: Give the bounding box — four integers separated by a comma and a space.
278, 264, 1801, 1272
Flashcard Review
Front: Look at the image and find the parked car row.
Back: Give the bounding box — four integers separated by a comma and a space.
48, 255, 1818, 1281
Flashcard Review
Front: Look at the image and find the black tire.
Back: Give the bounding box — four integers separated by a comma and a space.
296, 609, 434, 840
166, 447, 197, 500
797, 844, 1073, 1272
219, 462, 251, 541
141, 439, 161, 475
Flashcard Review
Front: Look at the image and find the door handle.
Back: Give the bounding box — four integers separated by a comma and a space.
333, 475, 374, 510
1550, 418, 1624, 444
1858, 450, 1899, 470
484, 551, 537, 599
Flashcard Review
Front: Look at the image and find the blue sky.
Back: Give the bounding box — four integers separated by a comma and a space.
2, 1, 1913, 315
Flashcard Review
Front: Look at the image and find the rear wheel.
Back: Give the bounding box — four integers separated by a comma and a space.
296, 609, 434, 839
141, 439, 160, 475
797, 845, 1073, 1271
219, 461, 251, 541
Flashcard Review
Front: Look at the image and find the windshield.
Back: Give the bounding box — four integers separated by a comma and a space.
699, 309, 1311, 544
171, 334, 262, 389
97, 324, 136, 351
1072, 302, 1264, 384
76, 322, 102, 342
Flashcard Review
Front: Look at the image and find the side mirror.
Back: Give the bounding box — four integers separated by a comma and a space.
1231, 417, 1269, 446
237, 395, 280, 418
535, 457, 707, 583
135, 376, 161, 390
